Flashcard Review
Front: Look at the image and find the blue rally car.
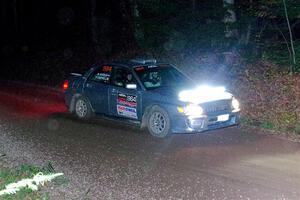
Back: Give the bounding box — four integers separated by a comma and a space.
64, 59, 240, 138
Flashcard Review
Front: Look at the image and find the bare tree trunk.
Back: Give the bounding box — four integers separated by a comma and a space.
244, 24, 252, 45
13, 0, 18, 35
118, 0, 137, 49
1, 0, 7, 28
223, 0, 238, 64
223, 0, 237, 38
273, 23, 292, 65
131, 0, 144, 47
244, 0, 253, 45
19, 0, 24, 40
283, 0, 296, 72
191, 0, 196, 12
90, 0, 98, 47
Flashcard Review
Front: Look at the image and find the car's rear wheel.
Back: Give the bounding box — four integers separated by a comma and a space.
147, 106, 171, 138
74, 97, 93, 119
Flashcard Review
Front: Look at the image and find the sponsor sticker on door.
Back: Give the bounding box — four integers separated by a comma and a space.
117, 105, 137, 119
117, 93, 137, 118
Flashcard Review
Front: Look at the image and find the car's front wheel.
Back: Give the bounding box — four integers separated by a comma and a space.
74, 96, 93, 119
147, 106, 171, 138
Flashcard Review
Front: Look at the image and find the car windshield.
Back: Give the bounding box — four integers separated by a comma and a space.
134, 65, 193, 90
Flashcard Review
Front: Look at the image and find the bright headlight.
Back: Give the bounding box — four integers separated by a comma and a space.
177, 104, 204, 117
178, 85, 232, 104
232, 97, 240, 111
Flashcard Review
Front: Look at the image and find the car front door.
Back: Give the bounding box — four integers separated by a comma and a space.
109, 66, 141, 120
83, 65, 113, 114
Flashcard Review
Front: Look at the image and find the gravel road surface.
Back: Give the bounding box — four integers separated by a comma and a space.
0, 82, 300, 200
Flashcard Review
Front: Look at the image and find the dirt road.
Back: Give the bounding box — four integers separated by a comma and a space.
0, 82, 299, 199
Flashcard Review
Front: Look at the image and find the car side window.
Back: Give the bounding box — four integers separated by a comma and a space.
142, 71, 162, 88
89, 65, 113, 84
112, 67, 136, 88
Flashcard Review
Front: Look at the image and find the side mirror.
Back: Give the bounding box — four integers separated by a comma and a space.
126, 83, 137, 90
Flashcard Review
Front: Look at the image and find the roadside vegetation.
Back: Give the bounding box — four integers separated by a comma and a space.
234, 61, 300, 135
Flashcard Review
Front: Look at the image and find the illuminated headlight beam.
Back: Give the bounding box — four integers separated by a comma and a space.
177, 104, 204, 117
232, 97, 240, 112
178, 85, 232, 104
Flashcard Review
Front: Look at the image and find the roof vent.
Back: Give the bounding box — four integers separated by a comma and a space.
130, 58, 157, 65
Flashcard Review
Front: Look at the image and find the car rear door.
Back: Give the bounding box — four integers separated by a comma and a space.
109, 66, 142, 120
83, 65, 113, 114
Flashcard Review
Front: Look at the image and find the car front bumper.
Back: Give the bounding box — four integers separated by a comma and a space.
171, 111, 240, 134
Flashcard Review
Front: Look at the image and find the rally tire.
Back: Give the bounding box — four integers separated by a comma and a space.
74, 96, 93, 119
147, 106, 171, 138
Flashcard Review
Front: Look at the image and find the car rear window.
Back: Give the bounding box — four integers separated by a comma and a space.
89, 65, 113, 84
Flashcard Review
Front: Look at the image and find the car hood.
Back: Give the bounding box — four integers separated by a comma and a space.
150, 85, 233, 104
150, 86, 185, 98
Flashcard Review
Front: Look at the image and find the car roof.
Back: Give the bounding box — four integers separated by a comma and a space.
108, 60, 171, 69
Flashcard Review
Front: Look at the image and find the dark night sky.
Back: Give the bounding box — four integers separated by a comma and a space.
1, 0, 300, 84
2, 1, 83, 44
0, 0, 140, 84
1, 0, 132, 51
2, 0, 300, 53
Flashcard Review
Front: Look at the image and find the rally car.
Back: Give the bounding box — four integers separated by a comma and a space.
63, 59, 240, 138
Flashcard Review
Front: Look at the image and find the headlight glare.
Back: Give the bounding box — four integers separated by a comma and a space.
178, 104, 204, 117
232, 97, 240, 111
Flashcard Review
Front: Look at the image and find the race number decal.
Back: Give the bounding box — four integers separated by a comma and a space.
117, 93, 137, 118
117, 93, 137, 108
102, 66, 112, 72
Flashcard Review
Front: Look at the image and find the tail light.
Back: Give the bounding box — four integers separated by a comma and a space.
63, 80, 69, 91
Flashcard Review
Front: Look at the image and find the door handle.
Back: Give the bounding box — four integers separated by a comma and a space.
111, 88, 118, 96
86, 83, 92, 88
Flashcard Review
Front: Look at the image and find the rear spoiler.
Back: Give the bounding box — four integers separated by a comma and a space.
63, 73, 83, 91
70, 73, 82, 77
